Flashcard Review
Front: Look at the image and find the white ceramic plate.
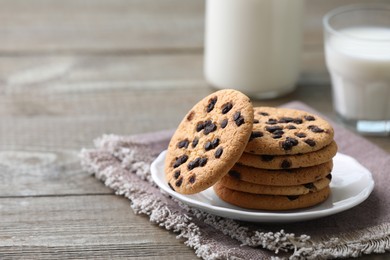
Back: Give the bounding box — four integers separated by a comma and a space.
151, 151, 374, 223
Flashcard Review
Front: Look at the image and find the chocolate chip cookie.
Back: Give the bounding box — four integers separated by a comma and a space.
228, 160, 333, 186
218, 173, 331, 195
246, 107, 334, 155
238, 141, 338, 169
214, 182, 331, 210
165, 89, 254, 194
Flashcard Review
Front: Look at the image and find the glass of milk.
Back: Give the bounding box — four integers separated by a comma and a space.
323, 4, 390, 135
204, 0, 304, 99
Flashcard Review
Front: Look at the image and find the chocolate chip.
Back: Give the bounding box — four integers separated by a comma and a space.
235, 116, 245, 126
233, 111, 241, 121
304, 115, 316, 121
187, 158, 201, 170
192, 138, 199, 148
205, 138, 220, 151
308, 125, 324, 133
281, 137, 299, 150
204, 141, 213, 151
220, 118, 228, 129
304, 139, 316, 147
273, 129, 284, 136
266, 118, 278, 125
221, 102, 233, 114
259, 112, 269, 116
168, 182, 175, 191
173, 154, 188, 168
295, 133, 306, 138
272, 134, 283, 139
215, 147, 223, 158
278, 117, 294, 123
187, 111, 195, 121
250, 131, 263, 140
196, 121, 204, 132
177, 139, 189, 148
228, 170, 241, 179
304, 183, 315, 190
211, 138, 220, 147
174, 170, 181, 179
207, 96, 218, 113
281, 159, 292, 169
253, 119, 260, 124
281, 141, 294, 151
287, 195, 299, 201
189, 175, 196, 184
175, 177, 183, 187
199, 157, 208, 167
286, 125, 297, 129
266, 125, 283, 133
203, 120, 217, 135
233, 111, 245, 126
293, 118, 303, 124
326, 174, 332, 180
261, 155, 274, 162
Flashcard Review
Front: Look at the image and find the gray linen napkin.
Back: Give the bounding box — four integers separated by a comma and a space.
80, 101, 390, 259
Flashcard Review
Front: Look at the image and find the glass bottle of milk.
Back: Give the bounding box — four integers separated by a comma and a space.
204, 0, 304, 99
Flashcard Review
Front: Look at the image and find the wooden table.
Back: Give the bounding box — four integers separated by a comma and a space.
1, 0, 389, 259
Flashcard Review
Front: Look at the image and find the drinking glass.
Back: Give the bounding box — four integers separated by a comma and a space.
323, 4, 390, 135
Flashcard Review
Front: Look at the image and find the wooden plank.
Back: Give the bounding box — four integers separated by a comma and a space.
0, 0, 204, 53
0, 54, 205, 95
0, 149, 111, 197
0, 195, 196, 259
0, 54, 209, 150
0, 52, 327, 96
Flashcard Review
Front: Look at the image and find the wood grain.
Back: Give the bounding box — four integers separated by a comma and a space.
0, 0, 204, 53
0, 195, 195, 259
0, 149, 111, 197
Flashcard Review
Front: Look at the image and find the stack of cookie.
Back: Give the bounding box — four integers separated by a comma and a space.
214, 107, 337, 210
164, 89, 337, 211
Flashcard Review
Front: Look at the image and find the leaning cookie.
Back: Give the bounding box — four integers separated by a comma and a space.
227, 160, 333, 186
238, 141, 338, 170
165, 89, 254, 194
214, 182, 330, 211
246, 107, 334, 155
218, 174, 331, 195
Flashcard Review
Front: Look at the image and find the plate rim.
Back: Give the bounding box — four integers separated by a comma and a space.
151, 150, 375, 223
